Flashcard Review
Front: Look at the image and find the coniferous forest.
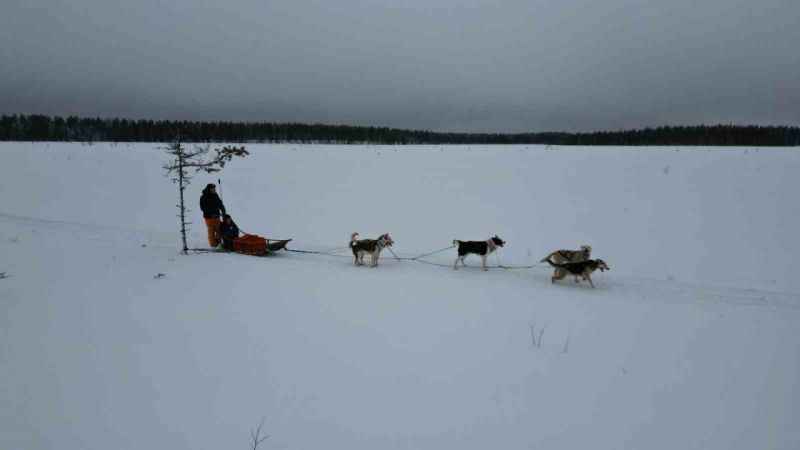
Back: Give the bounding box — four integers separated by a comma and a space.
1, 114, 797, 146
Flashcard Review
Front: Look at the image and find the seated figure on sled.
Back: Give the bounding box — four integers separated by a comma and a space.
220, 214, 241, 251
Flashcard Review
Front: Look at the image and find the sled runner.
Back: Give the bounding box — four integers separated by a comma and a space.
267, 238, 293, 252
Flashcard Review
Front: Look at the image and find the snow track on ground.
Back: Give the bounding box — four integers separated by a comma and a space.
3, 210, 797, 313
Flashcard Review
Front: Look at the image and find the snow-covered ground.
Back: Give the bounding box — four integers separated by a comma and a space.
1, 142, 799, 450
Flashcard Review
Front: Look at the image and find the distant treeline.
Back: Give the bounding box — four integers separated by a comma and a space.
1, 114, 798, 146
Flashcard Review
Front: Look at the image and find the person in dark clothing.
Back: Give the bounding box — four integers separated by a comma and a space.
200, 184, 226, 247
219, 214, 240, 251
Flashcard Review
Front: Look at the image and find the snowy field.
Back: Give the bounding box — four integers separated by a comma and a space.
1, 142, 799, 450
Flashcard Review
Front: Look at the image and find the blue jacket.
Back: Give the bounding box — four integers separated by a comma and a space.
200, 187, 226, 218
220, 220, 239, 250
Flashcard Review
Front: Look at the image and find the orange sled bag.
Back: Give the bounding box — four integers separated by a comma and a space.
233, 234, 268, 256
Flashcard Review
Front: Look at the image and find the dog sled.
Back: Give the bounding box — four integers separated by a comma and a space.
193, 236, 292, 256
233, 235, 293, 256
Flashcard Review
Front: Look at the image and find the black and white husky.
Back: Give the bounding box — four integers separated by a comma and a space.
453, 235, 505, 271
350, 232, 394, 267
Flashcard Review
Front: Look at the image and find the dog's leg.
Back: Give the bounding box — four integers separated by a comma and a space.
453, 256, 460, 270
586, 274, 595, 288
552, 269, 565, 283
481, 254, 488, 271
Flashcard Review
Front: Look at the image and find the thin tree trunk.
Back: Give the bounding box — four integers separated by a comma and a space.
178, 150, 188, 254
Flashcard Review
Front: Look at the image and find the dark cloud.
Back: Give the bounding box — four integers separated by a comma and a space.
2, 0, 798, 132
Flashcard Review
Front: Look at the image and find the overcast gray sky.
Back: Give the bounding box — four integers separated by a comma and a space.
1, 0, 798, 132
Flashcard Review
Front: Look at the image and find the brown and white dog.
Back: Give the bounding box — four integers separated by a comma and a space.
350, 232, 394, 267
545, 258, 610, 288
453, 235, 505, 271
540, 245, 592, 282
540, 245, 592, 265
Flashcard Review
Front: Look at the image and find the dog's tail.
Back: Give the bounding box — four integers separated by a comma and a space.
350, 232, 360, 248
540, 252, 554, 263
453, 239, 460, 246
544, 258, 565, 268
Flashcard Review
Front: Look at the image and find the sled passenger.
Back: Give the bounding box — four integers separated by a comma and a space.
200, 184, 226, 247
219, 214, 240, 251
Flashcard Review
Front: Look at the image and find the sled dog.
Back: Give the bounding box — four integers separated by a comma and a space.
540, 245, 592, 265
545, 258, 610, 288
540, 245, 592, 282
350, 232, 394, 267
453, 235, 505, 271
